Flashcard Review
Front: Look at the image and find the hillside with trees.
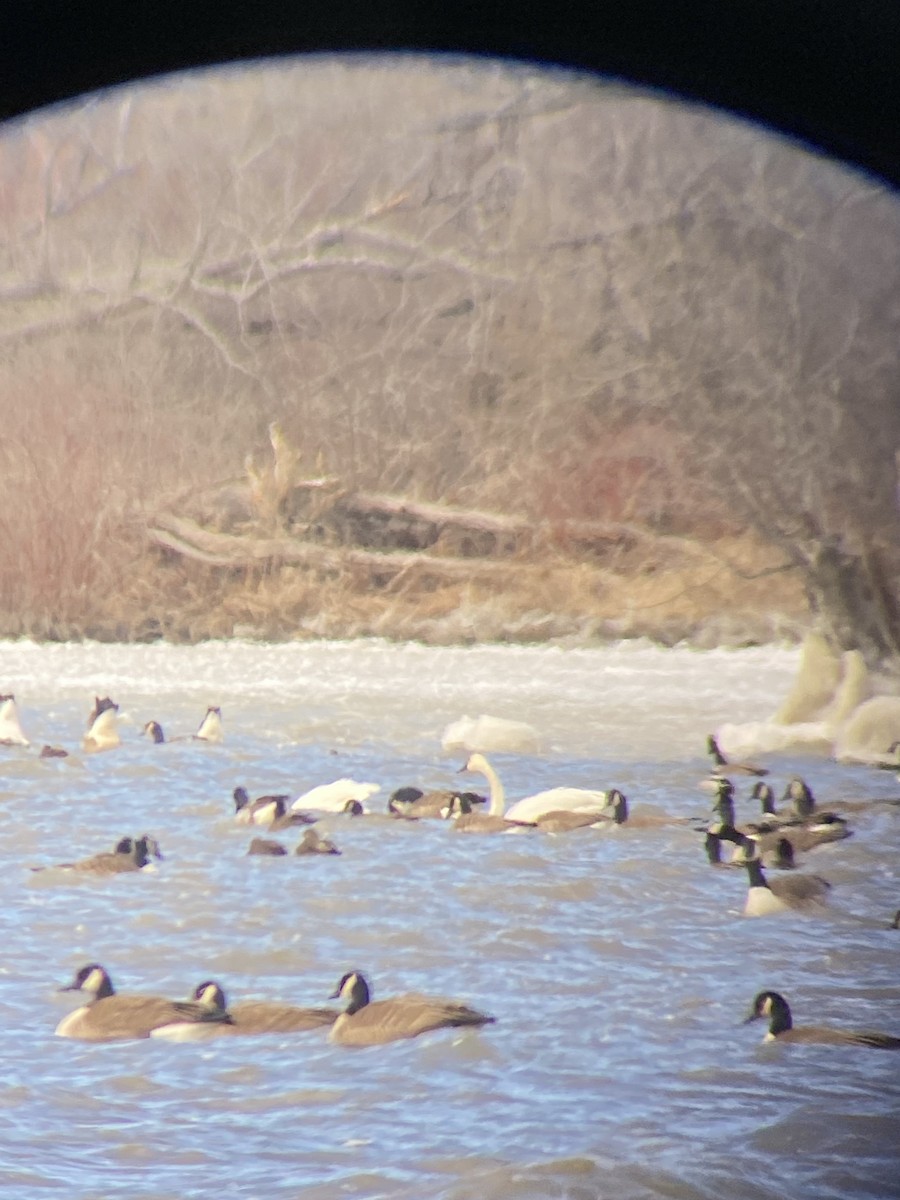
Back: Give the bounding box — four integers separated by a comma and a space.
0, 58, 897, 658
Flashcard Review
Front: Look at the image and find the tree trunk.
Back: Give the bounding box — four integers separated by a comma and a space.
802, 539, 900, 667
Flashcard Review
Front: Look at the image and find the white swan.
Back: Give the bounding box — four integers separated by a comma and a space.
0, 694, 30, 746
290, 778, 381, 813
461, 752, 611, 822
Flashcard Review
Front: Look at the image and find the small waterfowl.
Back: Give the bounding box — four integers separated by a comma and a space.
743, 991, 900, 1049
295, 828, 341, 855
327, 970, 495, 1047
291, 779, 381, 813
247, 836, 288, 856
233, 786, 293, 826
738, 843, 831, 917
706, 733, 768, 776
39, 744, 68, 759
0, 694, 30, 746
32, 834, 163, 875
83, 696, 120, 752
55, 964, 233, 1041
152, 981, 338, 1039
142, 720, 166, 744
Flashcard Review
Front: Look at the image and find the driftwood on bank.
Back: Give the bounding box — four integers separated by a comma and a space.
148, 477, 634, 584
148, 513, 526, 582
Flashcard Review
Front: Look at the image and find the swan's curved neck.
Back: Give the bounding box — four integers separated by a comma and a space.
475, 757, 506, 817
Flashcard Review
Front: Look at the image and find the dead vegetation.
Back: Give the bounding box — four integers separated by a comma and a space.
0, 60, 895, 650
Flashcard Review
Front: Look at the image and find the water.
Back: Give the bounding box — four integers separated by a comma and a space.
0, 638, 898, 1200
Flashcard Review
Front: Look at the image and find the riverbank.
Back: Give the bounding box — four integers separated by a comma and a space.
0, 527, 810, 647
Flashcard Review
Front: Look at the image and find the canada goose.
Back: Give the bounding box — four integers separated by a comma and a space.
290, 779, 381, 813
295, 828, 341, 855
705, 827, 794, 870
142, 720, 166, 744
247, 836, 288, 856
783, 777, 816, 819
152, 981, 338, 1039
706, 733, 768, 776
83, 696, 120, 752
0, 693, 30, 746
709, 777, 736, 827
327, 970, 495, 1046
443, 792, 536, 834
388, 787, 487, 820
461, 752, 609, 823
195, 706, 224, 743
738, 843, 831, 916
532, 804, 623, 833
743, 991, 900, 1049
31, 834, 163, 875
890, 910, 900, 930
55, 964, 233, 1041
233, 786, 293, 826
744, 780, 852, 849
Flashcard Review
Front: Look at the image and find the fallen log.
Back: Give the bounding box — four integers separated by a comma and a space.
148, 514, 524, 581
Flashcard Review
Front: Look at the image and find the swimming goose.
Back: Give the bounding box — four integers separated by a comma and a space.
705, 827, 794, 870
290, 779, 381, 813
0, 694, 30, 746
83, 696, 120, 752
32, 834, 163, 875
743, 991, 900, 1049
744, 780, 852, 849
327, 970, 495, 1046
461, 753, 609, 823
388, 787, 487, 820
295, 828, 341, 855
191, 705, 223, 742
152, 981, 338, 1039
233, 786, 293, 826
442, 792, 536, 834
706, 734, 768, 776
247, 836, 288, 856
55, 964, 233, 1041
738, 843, 831, 916
709, 777, 737, 827
142, 720, 166, 744
782, 777, 816, 819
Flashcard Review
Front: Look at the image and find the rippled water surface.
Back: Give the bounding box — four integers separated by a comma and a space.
1, 639, 898, 1200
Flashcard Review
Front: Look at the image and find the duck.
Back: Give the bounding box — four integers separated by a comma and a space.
55, 964, 233, 1041
142, 720, 166, 744
247, 836, 288, 856
327, 970, 496, 1046
743, 991, 900, 1049
442, 791, 536, 834
83, 696, 120, 752
290, 779, 381, 813
151, 981, 338, 1040
460, 752, 610, 823
39, 744, 69, 758
738, 843, 831, 916
706, 733, 768, 777
0, 693, 30, 746
295, 828, 341, 855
